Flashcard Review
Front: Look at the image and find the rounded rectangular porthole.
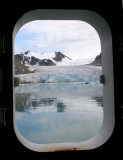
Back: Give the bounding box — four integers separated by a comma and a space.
13, 9, 114, 152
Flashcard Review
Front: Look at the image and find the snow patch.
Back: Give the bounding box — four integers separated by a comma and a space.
28, 67, 35, 72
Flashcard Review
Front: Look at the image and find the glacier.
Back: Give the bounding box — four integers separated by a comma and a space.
15, 65, 102, 85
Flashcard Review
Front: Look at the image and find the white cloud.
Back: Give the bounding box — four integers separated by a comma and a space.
15, 20, 101, 63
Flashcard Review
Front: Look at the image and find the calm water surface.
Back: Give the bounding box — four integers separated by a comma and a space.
15, 66, 103, 144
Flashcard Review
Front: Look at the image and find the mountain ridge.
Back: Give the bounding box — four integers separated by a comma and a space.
14, 51, 102, 75
90, 53, 102, 66
14, 58, 34, 75
15, 51, 71, 66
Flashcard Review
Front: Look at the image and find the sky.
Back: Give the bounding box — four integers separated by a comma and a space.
14, 20, 101, 64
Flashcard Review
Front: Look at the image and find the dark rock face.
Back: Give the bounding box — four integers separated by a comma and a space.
15, 54, 56, 66
53, 52, 66, 62
14, 58, 34, 75
29, 56, 40, 65
53, 51, 72, 62
14, 77, 19, 86
90, 53, 102, 66
38, 59, 56, 66
15, 54, 30, 65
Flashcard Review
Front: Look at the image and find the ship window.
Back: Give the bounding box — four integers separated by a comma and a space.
13, 9, 114, 152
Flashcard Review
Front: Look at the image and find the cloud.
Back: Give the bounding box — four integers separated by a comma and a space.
15, 20, 101, 62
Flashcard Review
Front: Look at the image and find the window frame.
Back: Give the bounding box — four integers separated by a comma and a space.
13, 9, 115, 152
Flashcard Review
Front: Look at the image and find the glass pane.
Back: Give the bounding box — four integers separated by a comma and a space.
14, 20, 103, 144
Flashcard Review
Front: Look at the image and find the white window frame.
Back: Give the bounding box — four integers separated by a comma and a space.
13, 9, 115, 152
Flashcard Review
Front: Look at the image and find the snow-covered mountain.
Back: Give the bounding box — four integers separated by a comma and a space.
15, 51, 72, 66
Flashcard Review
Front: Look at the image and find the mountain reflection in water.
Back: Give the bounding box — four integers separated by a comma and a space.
16, 93, 102, 113
16, 95, 67, 113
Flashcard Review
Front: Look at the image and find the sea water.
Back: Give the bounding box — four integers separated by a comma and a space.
14, 65, 103, 144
